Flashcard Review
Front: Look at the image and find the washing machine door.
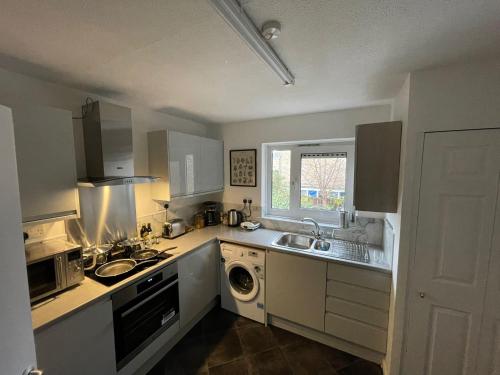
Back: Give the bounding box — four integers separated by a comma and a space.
226, 261, 259, 302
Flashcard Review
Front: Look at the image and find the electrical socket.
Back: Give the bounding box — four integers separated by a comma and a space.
26, 225, 44, 238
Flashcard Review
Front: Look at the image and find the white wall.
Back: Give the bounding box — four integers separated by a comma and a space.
218, 105, 392, 207
393, 58, 500, 374
0, 67, 217, 223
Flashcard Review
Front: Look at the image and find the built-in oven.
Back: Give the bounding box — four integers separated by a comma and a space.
112, 262, 179, 370
26, 240, 84, 304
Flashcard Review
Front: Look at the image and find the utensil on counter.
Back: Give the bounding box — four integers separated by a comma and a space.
130, 246, 178, 262
339, 210, 349, 229
227, 209, 244, 227
94, 259, 158, 278
83, 244, 114, 272
203, 201, 221, 226
118, 238, 142, 256
162, 218, 186, 239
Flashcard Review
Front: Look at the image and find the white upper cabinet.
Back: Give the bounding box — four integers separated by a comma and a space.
199, 136, 224, 193
12, 105, 79, 223
148, 130, 223, 200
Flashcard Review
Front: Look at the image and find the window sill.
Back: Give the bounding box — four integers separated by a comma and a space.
260, 214, 340, 229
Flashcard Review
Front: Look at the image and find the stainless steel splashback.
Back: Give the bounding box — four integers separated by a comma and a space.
66, 184, 137, 246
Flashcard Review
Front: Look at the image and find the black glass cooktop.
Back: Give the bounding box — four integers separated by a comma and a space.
86, 252, 173, 287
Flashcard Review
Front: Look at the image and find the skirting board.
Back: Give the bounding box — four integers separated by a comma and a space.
123, 297, 219, 375
268, 314, 385, 365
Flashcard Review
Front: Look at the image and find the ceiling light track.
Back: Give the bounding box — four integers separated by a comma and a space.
208, 0, 295, 86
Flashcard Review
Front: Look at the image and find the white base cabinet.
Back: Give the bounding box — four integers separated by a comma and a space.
266, 250, 327, 331
178, 241, 219, 328
266, 249, 392, 361
34, 300, 116, 375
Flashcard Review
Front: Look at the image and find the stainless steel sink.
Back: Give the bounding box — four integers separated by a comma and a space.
274, 233, 314, 250
273, 233, 370, 263
313, 240, 331, 251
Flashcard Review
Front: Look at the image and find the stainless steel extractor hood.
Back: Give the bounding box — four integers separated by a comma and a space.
78, 100, 158, 187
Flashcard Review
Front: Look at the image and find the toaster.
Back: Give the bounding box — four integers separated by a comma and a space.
162, 218, 186, 239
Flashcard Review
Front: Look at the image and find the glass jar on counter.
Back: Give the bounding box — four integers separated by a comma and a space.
194, 213, 205, 229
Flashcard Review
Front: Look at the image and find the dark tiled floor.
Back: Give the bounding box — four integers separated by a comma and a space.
148, 306, 382, 375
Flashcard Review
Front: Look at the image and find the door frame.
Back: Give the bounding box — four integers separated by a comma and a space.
400, 130, 426, 368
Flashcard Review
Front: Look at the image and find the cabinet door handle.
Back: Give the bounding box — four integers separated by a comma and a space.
56, 257, 63, 289
419, 291, 425, 299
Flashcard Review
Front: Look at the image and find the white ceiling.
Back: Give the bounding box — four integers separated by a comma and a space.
0, 0, 499, 124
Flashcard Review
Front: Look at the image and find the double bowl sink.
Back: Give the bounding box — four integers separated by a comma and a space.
272, 233, 370, 263
274, 233, 331, 252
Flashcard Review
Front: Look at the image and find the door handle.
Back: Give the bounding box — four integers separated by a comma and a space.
419, 291, 426, 299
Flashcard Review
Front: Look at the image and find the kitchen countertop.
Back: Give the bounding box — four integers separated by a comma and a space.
31, 225, 391, 332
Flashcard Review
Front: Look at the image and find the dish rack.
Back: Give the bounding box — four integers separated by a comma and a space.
331, 239, 370, 263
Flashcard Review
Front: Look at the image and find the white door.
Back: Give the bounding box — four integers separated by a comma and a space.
0, 105, 38, 374
404, 129, 500, 374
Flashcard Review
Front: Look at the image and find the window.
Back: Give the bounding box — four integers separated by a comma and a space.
265, 142, 354, 224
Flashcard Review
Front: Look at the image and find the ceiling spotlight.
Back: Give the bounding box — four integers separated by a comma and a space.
208, 0, 295, 86
261, 20, 281, 40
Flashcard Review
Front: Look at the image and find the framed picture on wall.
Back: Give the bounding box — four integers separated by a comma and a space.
230, 149, 257, 187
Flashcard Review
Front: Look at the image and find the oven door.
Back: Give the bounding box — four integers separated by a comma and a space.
27, 255, 63, 303
113, 275, 179, 370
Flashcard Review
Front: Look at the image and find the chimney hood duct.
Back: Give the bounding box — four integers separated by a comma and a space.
78, 100, 158, 187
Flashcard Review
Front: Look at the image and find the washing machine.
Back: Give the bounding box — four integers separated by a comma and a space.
220, 242, 265, 323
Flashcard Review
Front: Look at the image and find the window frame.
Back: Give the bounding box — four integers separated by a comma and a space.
264, 141, 355, 225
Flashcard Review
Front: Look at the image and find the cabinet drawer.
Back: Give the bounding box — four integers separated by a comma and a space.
325, 312, 387, 353
327, 262, 391, 293
326, 296, 388, 329
327, 280, 389, 311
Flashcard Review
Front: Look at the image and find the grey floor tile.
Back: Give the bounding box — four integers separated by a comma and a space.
316, 342, 358, 371
269, 326, 313, 348
338, 359, 382, 375
148, 307, 369, 375
247, 347, 292, 375
206, 329, 244, 367
209, 358, 250, 375
281, 341, 338, 375
238, 325, 278, 355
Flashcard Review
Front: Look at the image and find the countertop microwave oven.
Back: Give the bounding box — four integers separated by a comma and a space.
26, 239, 84, 304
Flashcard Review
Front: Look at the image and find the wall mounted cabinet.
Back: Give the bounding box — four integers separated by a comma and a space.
354, 121, 402, 213
12, 105, 79, 223
148, 130, 223, 201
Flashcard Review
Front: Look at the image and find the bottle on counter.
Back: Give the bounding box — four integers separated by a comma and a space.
140, 224, 149, 239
